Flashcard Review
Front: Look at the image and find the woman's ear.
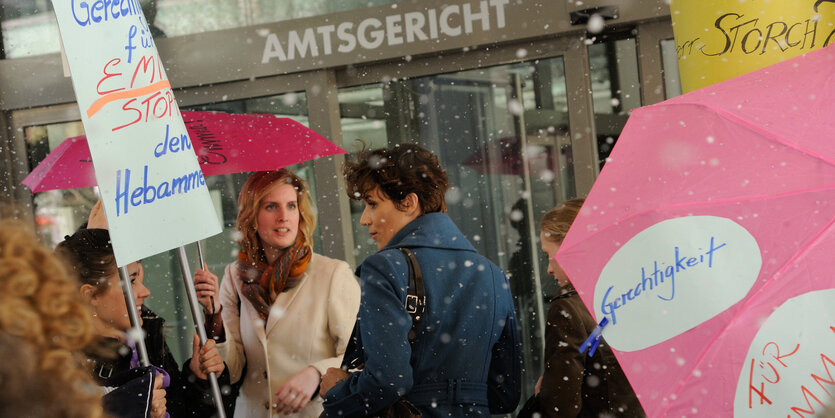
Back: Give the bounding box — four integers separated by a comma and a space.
403, 193, 421, 217
79, 284, 97, 304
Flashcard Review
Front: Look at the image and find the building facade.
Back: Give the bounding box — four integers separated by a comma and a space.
0, 0, 681, 410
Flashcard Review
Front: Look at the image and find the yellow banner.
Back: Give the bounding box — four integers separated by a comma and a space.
670, 0, 835, 92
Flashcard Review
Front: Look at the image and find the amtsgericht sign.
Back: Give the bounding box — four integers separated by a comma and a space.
261, 0, 510, 63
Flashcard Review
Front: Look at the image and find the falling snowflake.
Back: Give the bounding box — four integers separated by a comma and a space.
587, 14, 605, 34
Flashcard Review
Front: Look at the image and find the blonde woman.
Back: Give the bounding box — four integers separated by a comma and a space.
536, 198, 644, 417
195, 169, 361, 417
0, 221, 103, 418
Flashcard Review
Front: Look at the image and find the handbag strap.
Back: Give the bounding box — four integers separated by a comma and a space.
341, 248, 426, 369
399, 248, 425, 345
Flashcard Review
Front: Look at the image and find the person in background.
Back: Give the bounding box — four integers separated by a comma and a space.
56, 202, 232, 418
535, 198, 645, 417
193, 169, 361, 417
0, 220, 104, 418
320, 143, 522, 417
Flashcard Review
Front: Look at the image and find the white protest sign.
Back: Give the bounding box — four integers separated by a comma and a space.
50, 0, 221, 266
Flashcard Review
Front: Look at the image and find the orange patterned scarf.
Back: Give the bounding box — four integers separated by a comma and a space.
238, 235, 311, 323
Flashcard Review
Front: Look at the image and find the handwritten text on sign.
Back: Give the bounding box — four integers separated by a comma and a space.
51, 0, 221, 266
674, 5, 835, 60
114, 124, 207, 216
669, 0, 835, 92
595, 216, 761, 352
734, 289, 835, 418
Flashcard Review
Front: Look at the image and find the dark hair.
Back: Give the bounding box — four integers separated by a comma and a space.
343, 143, 450, 214
54, 228, 116, 295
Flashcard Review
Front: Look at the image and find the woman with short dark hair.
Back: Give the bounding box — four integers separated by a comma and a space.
320, 143, 522, 417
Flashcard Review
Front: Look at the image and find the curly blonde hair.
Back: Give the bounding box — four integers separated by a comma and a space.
236, 169, 317, 265
0, 221, 104, 418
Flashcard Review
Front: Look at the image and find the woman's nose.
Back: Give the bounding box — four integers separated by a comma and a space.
136, 282, 151, 299
359, 206, 371, 226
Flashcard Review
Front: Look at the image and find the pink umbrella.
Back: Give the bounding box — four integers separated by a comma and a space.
556, 45, 835, 417
22, 111, 346, 192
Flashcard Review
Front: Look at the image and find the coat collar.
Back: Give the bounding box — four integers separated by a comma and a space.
553, 283, 578, 301
381, 212, 476, 253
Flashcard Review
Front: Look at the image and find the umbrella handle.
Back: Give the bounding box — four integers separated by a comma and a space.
579, 317, 609, 357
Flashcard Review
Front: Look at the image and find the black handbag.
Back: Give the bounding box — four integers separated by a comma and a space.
321, 248, 424, 418
319, 396, 420, 418
365, 398, 421, 418
516, 393, 545, 418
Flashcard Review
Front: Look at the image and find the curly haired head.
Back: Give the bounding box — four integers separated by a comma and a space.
236, 169, 317, 264
343, 142, 449, 214
0, 221, 103, 418
540, 197, 585, 244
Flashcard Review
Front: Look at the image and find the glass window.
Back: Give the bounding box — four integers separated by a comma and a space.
660, 38, 683, 99
25, 121, 91, 244
338, 56, 573, 407
588, 34, 642, 168
23, 91, 313, 363
1, 0, 403, 57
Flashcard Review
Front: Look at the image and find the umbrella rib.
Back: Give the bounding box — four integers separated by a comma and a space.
560, 183, 835, 255
658, 196, 835, 416
659, 102, 835, 167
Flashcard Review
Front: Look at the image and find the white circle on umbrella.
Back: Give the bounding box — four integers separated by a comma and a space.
594, 216, 762, 351
733, 289, 835, 417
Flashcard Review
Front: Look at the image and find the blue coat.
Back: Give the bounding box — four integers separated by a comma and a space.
323, 213, 521, 417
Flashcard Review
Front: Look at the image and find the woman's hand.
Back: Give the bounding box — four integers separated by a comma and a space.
273, 366, 321, 415
320, 367, 350, 399
189, 334, 225, 380
194, 263, 219, 312
150, 373, 167, 418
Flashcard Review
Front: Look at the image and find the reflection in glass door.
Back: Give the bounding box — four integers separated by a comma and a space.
25, 121, 94, 245
588, 34, 642, 168
338, 56, 575, 408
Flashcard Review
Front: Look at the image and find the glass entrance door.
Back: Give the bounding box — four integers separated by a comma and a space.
338, 55, 576, 406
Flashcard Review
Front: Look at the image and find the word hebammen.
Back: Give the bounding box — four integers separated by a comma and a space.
600, 237, 727, 324
114, 165, 206, 217
262, 0, 509, 63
